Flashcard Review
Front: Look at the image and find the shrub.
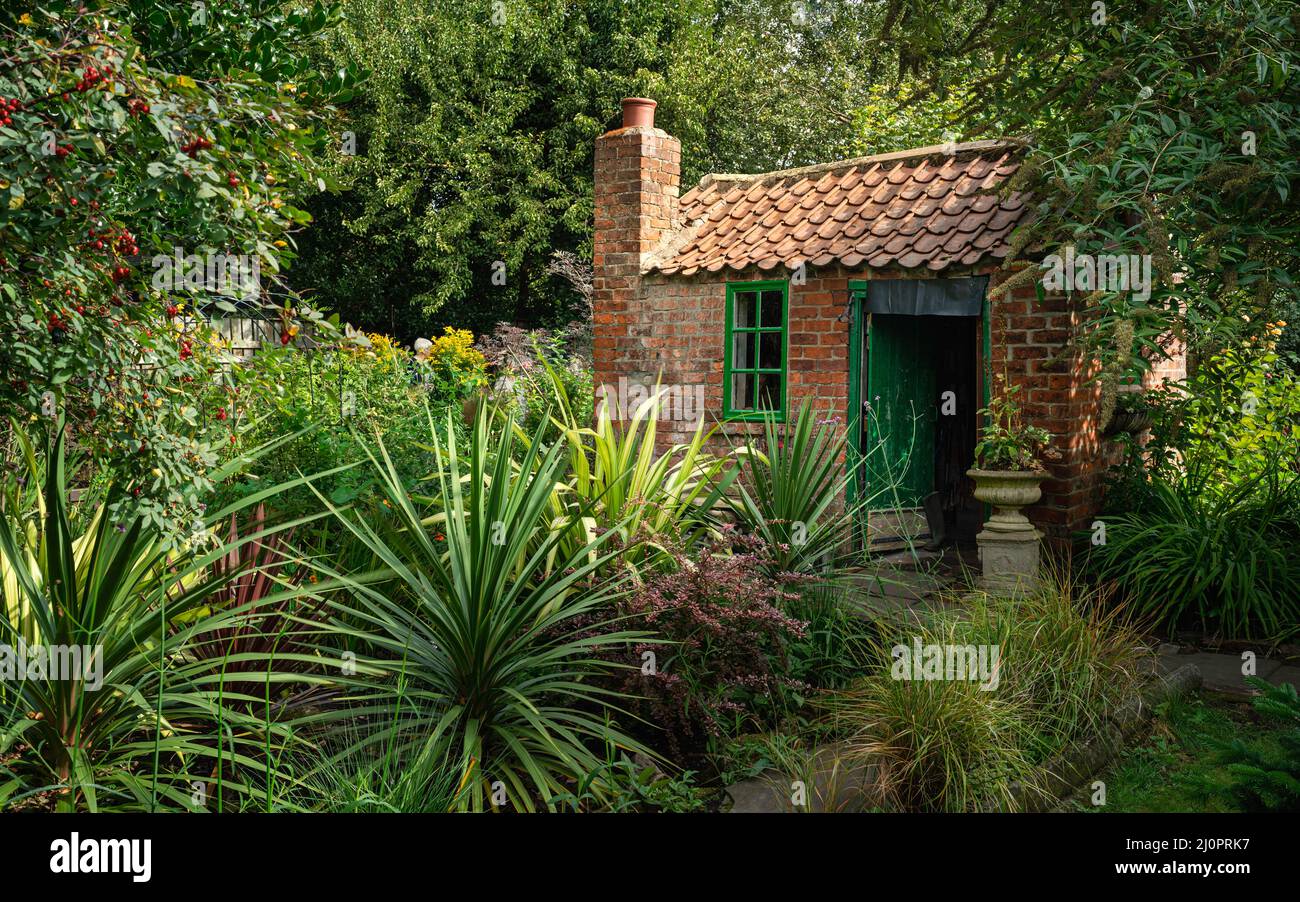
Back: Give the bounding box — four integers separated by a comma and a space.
477, 323, 592, 447
1098, 338, 1300, 640
417, 326, 489, 402
1165, 343, 1300, 494
0, 3, 351, 536
610, 534, 807, 763
222, 338, 443, 514
0, 421, 322, 811
1108, 341, 1300, 510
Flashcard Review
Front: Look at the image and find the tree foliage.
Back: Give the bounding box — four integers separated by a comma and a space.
291, 0, 966, 337
0, 2, 353, 533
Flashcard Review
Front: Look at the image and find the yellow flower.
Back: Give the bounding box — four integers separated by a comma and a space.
424, 327, 488, 387
19, 13, 33, 26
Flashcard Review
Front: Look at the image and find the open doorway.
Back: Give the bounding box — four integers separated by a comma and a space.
849, 278, 987, 551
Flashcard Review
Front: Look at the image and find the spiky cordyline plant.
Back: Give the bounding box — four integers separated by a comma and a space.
0, 420, 345, 811
537, 358, 738, 578
307, 404, 656, 812
730, 398, 883, 578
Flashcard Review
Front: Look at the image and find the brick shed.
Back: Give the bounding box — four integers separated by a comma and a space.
591, 98, 1184, 548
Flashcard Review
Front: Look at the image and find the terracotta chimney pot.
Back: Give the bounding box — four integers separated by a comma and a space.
621, 97, 657, 129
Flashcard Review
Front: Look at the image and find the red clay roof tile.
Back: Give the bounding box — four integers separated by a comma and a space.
657, 141, 1028, 276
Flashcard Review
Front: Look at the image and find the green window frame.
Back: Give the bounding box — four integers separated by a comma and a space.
723, 280, 788, 421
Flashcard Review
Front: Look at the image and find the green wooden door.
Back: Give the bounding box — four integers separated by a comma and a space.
865, 314, 936, 508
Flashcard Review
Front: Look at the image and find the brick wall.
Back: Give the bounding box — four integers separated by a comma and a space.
623, 269, 856, 450
1143, 332, 1188, 387
986, 267, 1108, 545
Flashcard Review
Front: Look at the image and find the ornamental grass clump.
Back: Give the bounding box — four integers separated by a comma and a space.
826, 568, 1145, 811
1089, 454, 1300, 641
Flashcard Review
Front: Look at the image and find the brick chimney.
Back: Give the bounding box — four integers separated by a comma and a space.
592, 98, 680, 394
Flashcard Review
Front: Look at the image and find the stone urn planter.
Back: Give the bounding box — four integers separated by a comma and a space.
967, 467, 1048, 593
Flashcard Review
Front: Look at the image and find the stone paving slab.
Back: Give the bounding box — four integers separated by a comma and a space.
1157, 650, 1297, 695
724, 742, 882, 813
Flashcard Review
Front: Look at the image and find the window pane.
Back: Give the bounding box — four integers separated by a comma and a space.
731, 372, 755, 410
759, 290, 783, 327
759, 331, 782, 369
757, 372, 781, 410
732, 331, 756, 370
734, 291, 758, 328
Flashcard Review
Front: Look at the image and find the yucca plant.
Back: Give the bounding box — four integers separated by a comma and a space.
731, 399, 874, 577
0, 420, 340, 811
538, 360, 738, 578
309, 404, 655, 811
